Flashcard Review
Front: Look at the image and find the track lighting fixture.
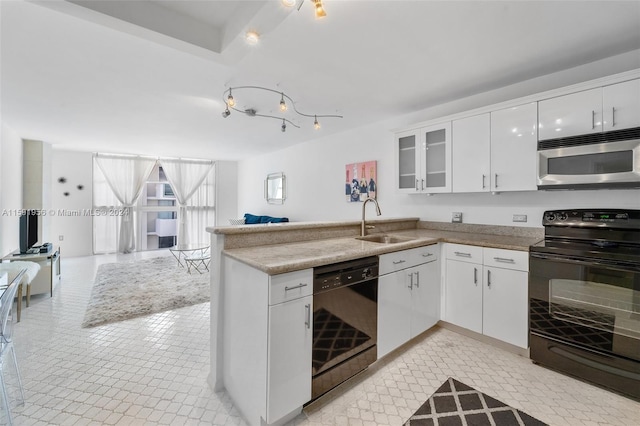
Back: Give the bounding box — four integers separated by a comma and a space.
221, 85, 342, 132
281, 0, 296, 7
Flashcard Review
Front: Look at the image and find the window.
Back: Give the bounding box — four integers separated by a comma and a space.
92, 158, 215, 254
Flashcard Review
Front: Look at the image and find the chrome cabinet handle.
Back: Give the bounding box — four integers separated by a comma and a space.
454, 251, 471, 258
408, 272, 414, 289
473, 267, 478, 285
285, 283, 308, 291
305, 304, 311, 328
487, 270, 492, 288
591, 110, 596, 129
422, 253, 433, 258
393, 259, 406, 265
493, 257, 515, 263
612, 107, 616, 127
482, 174, 486, 189
415, 179, 419, 191
421, 179, 425, 190
494, 173, 498, 188
414, 271, 420, 288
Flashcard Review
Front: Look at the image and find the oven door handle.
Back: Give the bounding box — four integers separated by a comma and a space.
530, 252, 640, 273
548, 345, 640, 381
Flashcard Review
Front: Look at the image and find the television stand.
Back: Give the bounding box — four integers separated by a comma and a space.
1, 246, 61, 298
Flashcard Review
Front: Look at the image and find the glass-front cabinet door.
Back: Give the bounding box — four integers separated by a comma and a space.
395, 122, 452, 193
395, 130, 419, 193
421, 122, 452, 193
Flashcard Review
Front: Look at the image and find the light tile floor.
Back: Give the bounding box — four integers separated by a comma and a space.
4, 252, 639, 425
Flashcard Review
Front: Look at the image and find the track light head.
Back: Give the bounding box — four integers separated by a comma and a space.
222, 108, 231, 118
314, 115, 320, 130
313, 0, 326, 18
227, 89, 235, 107
281, 119, 287, 132
279, 94, 287, 112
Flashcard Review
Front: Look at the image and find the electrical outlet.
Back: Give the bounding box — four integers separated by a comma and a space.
59, 235, 64, 241
513, 214, 528, 223
452, 212, 463, 223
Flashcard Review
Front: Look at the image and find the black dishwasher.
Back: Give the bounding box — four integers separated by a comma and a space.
311, 256, 378, 399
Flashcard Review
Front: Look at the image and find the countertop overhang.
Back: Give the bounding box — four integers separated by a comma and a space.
221, 227, 541, 275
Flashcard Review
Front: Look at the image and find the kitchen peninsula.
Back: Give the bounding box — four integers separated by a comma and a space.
207, 219, 542, 426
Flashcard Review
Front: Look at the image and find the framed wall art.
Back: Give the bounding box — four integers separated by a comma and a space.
345, 160, 377, 202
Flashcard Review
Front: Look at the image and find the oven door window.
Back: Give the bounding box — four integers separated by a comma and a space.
530, 255, 640, 361
550, 278, 640, 341
547, 150, 633, 175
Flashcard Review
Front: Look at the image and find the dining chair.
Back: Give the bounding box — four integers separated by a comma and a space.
0, 269, 26, 426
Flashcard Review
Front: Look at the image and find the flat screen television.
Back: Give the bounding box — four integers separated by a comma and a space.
19, 210, 39, 254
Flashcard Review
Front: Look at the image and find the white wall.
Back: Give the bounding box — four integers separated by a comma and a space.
0, 124, 23, 256
50, 149, 94, 257
237, 51, 640, 227
214, 161, 238, 226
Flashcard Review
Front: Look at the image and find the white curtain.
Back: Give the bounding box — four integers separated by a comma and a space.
159, 158, 214, 246
95, 154, 157, 253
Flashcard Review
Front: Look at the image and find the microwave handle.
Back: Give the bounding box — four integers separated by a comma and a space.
591, 110, 595, 129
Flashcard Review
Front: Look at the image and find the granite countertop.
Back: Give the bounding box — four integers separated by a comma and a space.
223, 228, 541, 275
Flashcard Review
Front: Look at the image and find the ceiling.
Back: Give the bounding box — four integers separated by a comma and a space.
2, 0, 639, 160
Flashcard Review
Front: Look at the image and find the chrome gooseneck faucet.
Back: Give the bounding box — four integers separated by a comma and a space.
361, 198, 382, 236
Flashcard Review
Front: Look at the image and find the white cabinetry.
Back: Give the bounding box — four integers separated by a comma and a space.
452, 114, 491, 193
490, 103, 538, 191
395, 123, 452, 194
603, 79, 640, 131
539, 78, 640, 140
444, 244, 529, 348
378, 245, 440, 357
223, 257, 312, 426
267, 293, 312, 423
443, 245, 483, 333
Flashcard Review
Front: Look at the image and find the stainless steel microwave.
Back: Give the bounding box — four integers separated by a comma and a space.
537, 132, 640, 190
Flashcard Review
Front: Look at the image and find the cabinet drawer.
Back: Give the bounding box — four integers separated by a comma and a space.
379, 244, 439, 275
269, 269, 313, 305
445, 243, 483, 263
483, 248, 529, 272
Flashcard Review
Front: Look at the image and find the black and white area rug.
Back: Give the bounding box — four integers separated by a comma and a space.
82, 257, 209, 328
404, 377, 548, 426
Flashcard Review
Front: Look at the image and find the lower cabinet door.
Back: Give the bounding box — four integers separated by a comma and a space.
266, 295, 312, 423
445, 260, 483, 333
410, 260, 440, 338
482, 267, 528, 348
378, 271, 412, 358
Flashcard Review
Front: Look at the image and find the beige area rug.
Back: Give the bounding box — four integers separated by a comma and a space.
82, 256, 209, 328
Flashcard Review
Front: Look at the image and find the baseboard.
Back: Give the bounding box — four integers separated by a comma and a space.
438, 321, 530, 358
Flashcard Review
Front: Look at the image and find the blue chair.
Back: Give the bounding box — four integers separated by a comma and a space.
0, 269, 26, 425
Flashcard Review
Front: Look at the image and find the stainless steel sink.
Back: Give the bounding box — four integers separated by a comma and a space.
356, 234, 414, 244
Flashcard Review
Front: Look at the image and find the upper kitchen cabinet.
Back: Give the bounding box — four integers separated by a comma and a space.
538, 87, 602, 140
395, 130, 419, 193
452, 113, 491, 193
538, 78, 640, 140
395, 122, 452, 194
603, 79, 640, 131
489, 103, 538, 192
